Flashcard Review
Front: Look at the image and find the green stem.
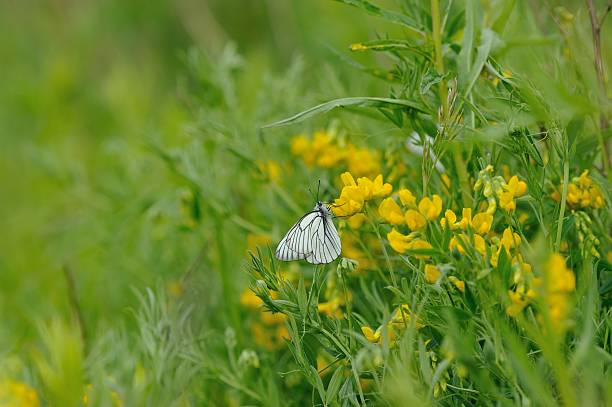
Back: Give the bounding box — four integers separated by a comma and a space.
555, 160, 569, 251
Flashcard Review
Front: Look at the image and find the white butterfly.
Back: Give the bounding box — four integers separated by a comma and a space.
275, 201, 341, 264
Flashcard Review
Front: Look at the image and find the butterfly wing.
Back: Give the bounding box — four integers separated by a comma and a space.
275, 211, 319, 261
306, 214, 342, 264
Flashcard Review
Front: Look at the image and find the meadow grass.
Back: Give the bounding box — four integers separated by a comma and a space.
0, 0, 611, 406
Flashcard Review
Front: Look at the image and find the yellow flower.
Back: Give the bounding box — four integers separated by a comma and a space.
418, 195, 443, 220
390, 304, 424, 329
440, 209, 459, 230
341, 171, 357, 186
449, 234, 486, 256
378, 198, 405, 225
499, 191, 516, 211
398, 188, 417, 207
408, 239, 433, 259
471, 212, 493, 235
507, 175, 527, 197
333, 185, 365, 217
500, 227, 521, 253
387, 228, 412, 254
424, 264, 441, 283
405, 209, 427, 231
459, 208, 472, 229
361, 326, 380, 343
357, 174, 392, 200
448, 276, 465, 293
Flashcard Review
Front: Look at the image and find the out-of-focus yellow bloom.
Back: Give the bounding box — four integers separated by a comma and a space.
240, 288, 263, 309
405, 209, 427, 231
318, 297, 344, 318
418, 195, 443, 220
347, 213, 367, 229
448, 276, 465, 293
398, 188, 417, 207
256, 160, 282, 183
346, 145, 380, 177
82, 383, 122, 407
166, 280, 183, 298
290, 134, 309, 156
0, 379, 39, 407
247, 233, 273, 252
507, 287, 528, 317
378, 198, 404, 225
424, 264, 441, 283
441, 174, 451, 189
387, 228, 412, 253
538, 253, 575, 329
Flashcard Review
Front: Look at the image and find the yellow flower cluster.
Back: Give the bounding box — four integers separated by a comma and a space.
240, 288, 289, 350
333, 172, 392, 217
361, 304, 423, 344
379, 189, 441, 258
551, 170, 604, 209
290, 131, 381, 177
0, 379, 39, 407
474, 165, 527, 213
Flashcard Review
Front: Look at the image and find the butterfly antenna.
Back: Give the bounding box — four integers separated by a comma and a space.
316, 179, 321, 201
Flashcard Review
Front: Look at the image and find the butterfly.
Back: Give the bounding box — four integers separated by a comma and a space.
275, 201, 342, 264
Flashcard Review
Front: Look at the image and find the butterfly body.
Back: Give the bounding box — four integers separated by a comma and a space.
275, 201, 341, 264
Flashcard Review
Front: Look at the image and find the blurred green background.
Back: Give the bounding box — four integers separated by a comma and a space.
0, 0, 391, 346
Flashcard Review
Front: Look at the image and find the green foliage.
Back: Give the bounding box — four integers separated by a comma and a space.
1, 0, 611, 406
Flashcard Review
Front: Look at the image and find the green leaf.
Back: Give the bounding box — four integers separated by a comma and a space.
325, 365, 345, 404
464, 29, 495, 95
349, 39, 430, 59
334, 0, 424, 36
492, 0, 516, 34
458, 0, 477, 89
262, 97, 427, 129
